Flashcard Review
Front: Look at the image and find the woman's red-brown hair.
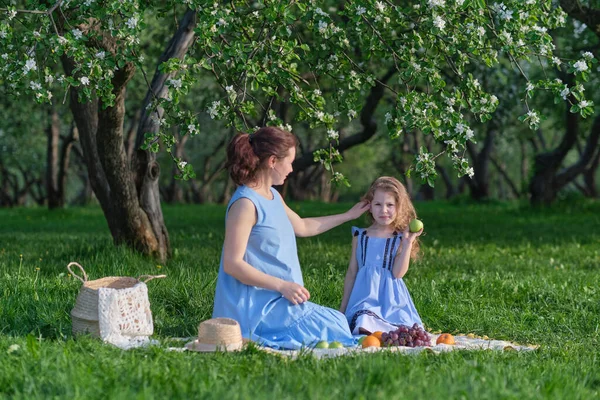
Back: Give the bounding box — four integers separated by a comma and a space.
226, 126, 297, 185
362, 176, 421, 259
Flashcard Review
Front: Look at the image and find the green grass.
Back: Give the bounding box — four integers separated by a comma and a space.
1, 200, 599, 399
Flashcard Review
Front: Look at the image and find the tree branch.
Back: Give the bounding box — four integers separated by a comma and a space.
292, 67, 396, 172
555, 113, 600, 187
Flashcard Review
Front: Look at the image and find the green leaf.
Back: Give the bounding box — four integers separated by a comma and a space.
26, 334, 39, 358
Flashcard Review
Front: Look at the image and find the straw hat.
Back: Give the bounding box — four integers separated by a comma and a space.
185, 318, 244, 352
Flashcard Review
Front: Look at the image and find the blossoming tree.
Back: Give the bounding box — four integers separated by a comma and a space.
0, 0, 595, 259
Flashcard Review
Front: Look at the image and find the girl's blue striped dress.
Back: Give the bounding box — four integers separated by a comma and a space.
344, 227, 423, 334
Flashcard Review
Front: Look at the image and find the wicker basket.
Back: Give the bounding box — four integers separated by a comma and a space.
67, 262, 165, 337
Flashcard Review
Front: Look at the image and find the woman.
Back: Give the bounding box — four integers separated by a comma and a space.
212, 126, 369, 349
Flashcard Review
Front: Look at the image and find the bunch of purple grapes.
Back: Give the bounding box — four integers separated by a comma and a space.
380, 323, 432, 347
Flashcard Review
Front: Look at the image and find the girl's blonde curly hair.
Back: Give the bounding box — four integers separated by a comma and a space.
362, 176, 421, 259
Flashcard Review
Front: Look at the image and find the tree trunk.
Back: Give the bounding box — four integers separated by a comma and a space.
435, 164, 456, 199
57, 124, 79, 207
490, 156, 521, 199
59, 9, 196, 261
46, 107, 60, 209
186, 134, 229, 204
465, 125, 495, 201
219, 177, 235, 204
582, 147, 600, 197
519, 139, 528, 195
528, 96, 600, 205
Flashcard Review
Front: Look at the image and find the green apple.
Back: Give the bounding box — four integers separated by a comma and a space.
329, 341, 344, 349
409, 218, 423, 233
314, 340, 329, 349
357, 336, 367, 346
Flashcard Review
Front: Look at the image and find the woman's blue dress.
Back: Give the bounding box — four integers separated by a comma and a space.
344, 227, 423, 334
212, 186, 356, 349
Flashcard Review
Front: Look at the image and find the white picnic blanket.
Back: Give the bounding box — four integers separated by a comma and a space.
258, 334, 537, 359
169, 334, 537, 358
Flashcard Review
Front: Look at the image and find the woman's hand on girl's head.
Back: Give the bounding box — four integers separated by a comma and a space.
280, 281, 311, 305
345, 201, 370, 220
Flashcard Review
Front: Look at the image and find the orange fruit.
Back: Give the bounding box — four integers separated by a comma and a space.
372, 331, 383, 342
361, 335, 381, 348
436, 333, 456, 345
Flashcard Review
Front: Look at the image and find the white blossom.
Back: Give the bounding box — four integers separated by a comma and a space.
318, 21, 328, 33
178, 161, 188, 169
315, 8, 328, 17
126, 15, 139, 30
433, 16, 446, 30
466, 167, 475, 178
445, 139, 458, 151
327, 129, 339, 140
80, 77, 90, 86
72, 29, 83, 40
526, 82, 534, 92
573, 60, 588, 72
208, 101, 220, 119
527, 110, 540, 125
356, 6, 366, 16
582, 52, 594, 60
168, 78, 182, 89
429, 0, 446, 7
375, 2, 386, 12
29, 81, 41, 90
580, 100, 590, 108
417, 153, 430, 162
23, 59, 37, 74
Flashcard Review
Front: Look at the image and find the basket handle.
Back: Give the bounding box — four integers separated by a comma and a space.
66, 262, 88, 283
137, 274, 167, 283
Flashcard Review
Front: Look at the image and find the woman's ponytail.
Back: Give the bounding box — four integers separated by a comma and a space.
226, 127, 297, 186
226, 133, 259, 185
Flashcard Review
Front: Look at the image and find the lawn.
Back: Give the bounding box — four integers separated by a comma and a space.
0, 200, 599, 399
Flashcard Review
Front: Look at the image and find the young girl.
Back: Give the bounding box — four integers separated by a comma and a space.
340, 176, 424, 335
